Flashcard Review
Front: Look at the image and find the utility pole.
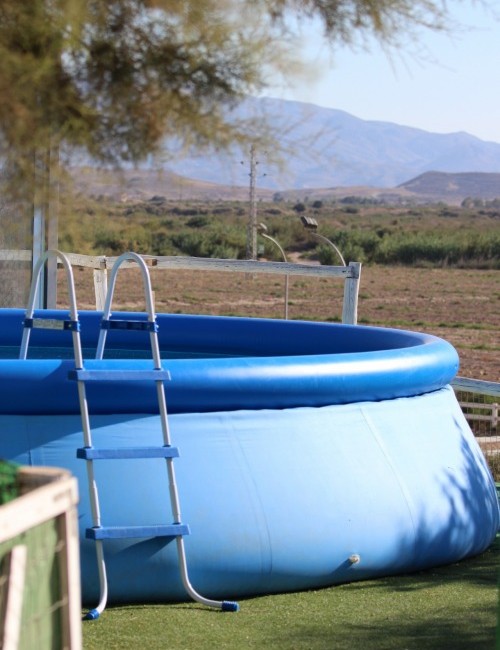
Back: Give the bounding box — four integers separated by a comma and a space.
246, 144, 258, 260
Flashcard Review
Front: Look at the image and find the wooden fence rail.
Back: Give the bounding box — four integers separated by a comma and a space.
452, 378, 500, 443
458, 401, 498, 428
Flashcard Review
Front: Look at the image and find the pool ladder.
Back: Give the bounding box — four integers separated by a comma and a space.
20, 250, 239, 619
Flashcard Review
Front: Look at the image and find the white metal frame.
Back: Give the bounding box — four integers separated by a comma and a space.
0, 250, 362, 324
77, 254, 361, 324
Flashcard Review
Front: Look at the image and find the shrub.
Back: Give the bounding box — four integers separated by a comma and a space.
186, 215, 209, 228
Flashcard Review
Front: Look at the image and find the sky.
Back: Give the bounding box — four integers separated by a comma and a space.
267, 2, 500, 144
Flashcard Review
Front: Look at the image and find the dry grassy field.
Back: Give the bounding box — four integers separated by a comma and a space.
60, 263, 499, 382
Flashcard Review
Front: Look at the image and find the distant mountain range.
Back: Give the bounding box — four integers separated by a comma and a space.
151, 96, 500, 190
70, 166, 500, 206
398, 171, 500, 203
68, 96, 500, 204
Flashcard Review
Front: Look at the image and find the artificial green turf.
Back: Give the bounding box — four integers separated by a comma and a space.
83, 538, 500, 650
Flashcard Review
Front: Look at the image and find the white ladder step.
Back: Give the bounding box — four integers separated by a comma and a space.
23, 317, 80, 332
100, 318, 158, 332
69, 368, 171, 382
77, 446, 179, 460
86, 524, 190, 540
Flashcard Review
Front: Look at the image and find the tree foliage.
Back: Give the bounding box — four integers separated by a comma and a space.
0, 0, 464, 172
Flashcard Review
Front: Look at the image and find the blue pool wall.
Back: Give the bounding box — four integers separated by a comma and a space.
0, 308, 460, 415
0, 308, 497, 603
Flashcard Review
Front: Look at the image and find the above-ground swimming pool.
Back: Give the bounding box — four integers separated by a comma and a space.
0, 307, 497, 605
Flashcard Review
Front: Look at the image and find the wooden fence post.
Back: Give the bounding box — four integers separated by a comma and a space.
342, 262, 362, 325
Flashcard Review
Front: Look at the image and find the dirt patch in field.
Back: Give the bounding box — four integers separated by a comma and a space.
59, 264, 499, 382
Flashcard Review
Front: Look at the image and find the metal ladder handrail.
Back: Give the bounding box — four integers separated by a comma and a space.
81, 251, 239, 617
19, 249, 81, 362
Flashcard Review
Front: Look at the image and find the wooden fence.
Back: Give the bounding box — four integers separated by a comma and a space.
0, 467, 81, 650
452, 378, 500, 453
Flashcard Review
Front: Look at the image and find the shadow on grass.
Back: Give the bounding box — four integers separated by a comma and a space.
266, 539, 500, 650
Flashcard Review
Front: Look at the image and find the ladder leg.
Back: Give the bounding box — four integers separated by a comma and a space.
82, 458, 109, 619
84, 252, 239, 613
18, 249, 115, 617
161, 395, 239, 611
84, 541, 108, 620
175, 536, 239, 612
77, 380, 110, 619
